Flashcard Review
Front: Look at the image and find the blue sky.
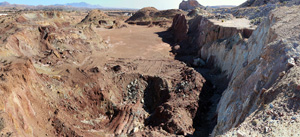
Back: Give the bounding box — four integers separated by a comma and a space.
3, 0, 247, 9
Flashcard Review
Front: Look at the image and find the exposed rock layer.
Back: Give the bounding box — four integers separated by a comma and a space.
169, 5, 300, 136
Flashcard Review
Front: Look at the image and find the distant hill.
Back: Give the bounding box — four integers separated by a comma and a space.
0, 1, 9, 6
0, 1, 136, 10
0, 1, 106, 9
56, 2, 103, 9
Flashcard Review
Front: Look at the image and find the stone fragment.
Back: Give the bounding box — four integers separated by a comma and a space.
296, 84, 300, 90
193, 58, 206, 67
287, 58, 295, 67
174, 45, 181, 51
264, 127, 270, 133
112, 65, 121, 72
237, 131, 247, 137
279, 71, 286, 77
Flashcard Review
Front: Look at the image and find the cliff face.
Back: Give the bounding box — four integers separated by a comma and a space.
170, 5, 300, 136
239, 0, 300, 7
213, 6, 300, 136
168, 14, 188, 43
179, 0, 204, 11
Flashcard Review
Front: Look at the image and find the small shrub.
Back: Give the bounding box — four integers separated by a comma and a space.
255, 8, 260, 12
0, 117, 4, 131
251, 119, 258, 126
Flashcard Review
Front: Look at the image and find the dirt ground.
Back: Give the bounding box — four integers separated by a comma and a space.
96, 25, 173, 60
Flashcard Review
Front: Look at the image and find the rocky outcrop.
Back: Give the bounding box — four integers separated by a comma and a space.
212, 5, 300, 136
168, 14, 188, 43
189, 16, 253, 49
169, 14, 254, 47
179, 0, 204, 11
239, 0, 300, 7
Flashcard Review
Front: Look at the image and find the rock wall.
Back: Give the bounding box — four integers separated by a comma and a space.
212, 6, 300, 136
170, 5, 300, 136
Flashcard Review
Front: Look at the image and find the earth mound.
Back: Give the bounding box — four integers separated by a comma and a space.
126, 7, 186, 27
79, 9, 126, 29
126, 7, 159, 22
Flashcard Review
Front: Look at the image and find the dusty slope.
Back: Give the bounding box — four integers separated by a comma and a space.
0, 10, 207, 137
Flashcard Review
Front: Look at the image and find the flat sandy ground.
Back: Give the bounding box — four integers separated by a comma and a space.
96, 25, 172, 60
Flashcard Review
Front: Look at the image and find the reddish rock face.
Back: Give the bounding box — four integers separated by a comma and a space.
179, 0, 204, 11
169, 14, 188, 43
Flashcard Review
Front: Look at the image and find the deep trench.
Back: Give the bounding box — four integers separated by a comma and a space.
156, 31, 230, 137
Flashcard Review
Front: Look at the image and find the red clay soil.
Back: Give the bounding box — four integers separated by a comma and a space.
0, 11, 206, 136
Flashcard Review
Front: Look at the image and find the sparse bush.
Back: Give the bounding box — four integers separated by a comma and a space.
0, 117, 4, 131
251, 17, 263, 25
251, 120, 258, 126
255, 8, 260, 12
